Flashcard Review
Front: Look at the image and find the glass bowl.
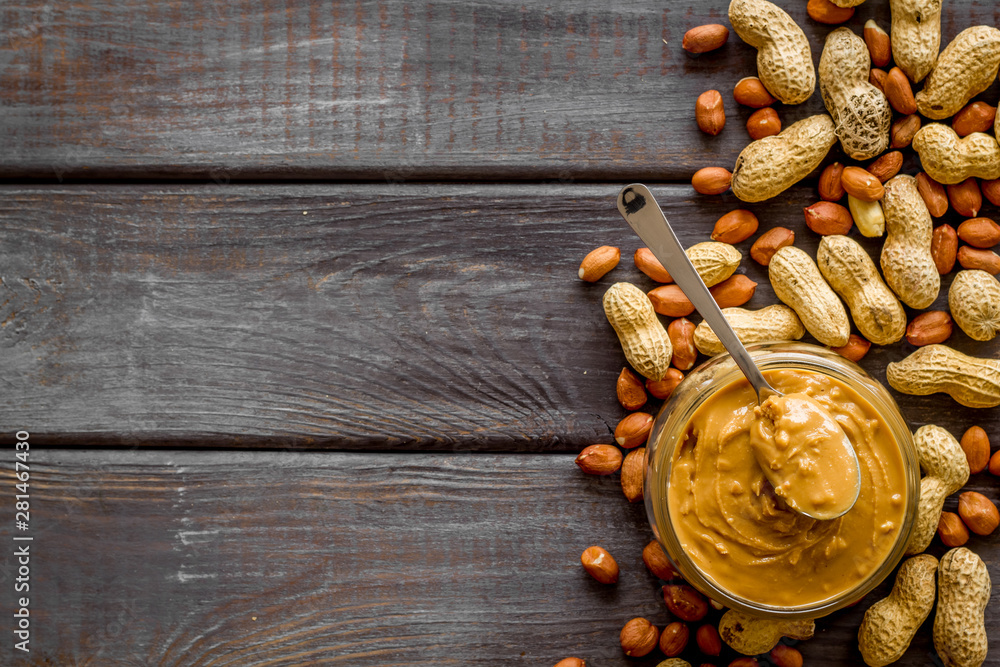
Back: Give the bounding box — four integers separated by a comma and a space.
644, 341, 920, 619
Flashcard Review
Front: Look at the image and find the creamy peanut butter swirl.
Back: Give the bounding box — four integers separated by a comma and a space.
668, 369, 906, 607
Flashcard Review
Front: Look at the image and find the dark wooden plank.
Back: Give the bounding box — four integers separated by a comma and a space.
0, 449, 997, 666
2, 0, 997, 180
1, 183, 998, 449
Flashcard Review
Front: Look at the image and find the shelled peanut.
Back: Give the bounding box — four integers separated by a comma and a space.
949, 215, 987, 249
616, 367, 647, 410
647, 369, 684, 401
749, 227, 794, 265
884, 67, 917, 115
712, 210, 759, 244
696, 90, 726, 136
804, 201, 853, 235
830, 333, 871, 362
643, 540, 680, 580
733, 76, 776, 108
615, 412, 653, 448
947, 178, 982, 217
659, 622, 689, 657
635, 248, 674, 283
621, 447, 645, 502
905, 311, 952, 346
863, 20, 891, 68
696, 624, 722, 657
953, 102, 997, 137
580, 546, 619, 584
958, 247, 1000, 274
938, 511, 969, 548
890, 114, 920, 149
620, 617, 659, 657
961, 426, 990, 474
958, 492, 1000, 536
746, 107, 781, 140
668, 318, 698, 371
931, 222, 957, 272
575, 445, 623, 475
663, 584, 709, 622
807, 0, 854, 26
579, 246, 620, 282
683, 24, 729, 53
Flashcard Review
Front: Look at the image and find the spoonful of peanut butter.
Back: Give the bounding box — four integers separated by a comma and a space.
617, 183, 862, 521
750, 392, 861, 520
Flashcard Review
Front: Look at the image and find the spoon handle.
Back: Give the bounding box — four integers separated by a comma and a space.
616, 184, 774, 400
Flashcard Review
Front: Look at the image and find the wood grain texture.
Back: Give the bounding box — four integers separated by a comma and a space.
0, 449, 997, 666
1, 0, 997, 180
2, 183, 998, 449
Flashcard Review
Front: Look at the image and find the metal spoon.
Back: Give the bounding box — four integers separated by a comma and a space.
616, 183, 860, 520
617, 184, 779, 403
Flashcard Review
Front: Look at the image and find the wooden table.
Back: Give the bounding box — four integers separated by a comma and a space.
2, 1, 999, 665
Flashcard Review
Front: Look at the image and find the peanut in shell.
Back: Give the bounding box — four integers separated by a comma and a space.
731, 115, 837, 202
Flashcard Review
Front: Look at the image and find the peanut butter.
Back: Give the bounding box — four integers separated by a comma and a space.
750, 392, 861, 520
667, 369, 906, 608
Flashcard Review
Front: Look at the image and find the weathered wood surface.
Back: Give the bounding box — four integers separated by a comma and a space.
2, 183, 997, 449
2, 0, 997, 181
0, 449, 996, 666
3, 1, 1000, 662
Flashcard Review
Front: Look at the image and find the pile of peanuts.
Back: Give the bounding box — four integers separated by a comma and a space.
559, 0, 1000, 664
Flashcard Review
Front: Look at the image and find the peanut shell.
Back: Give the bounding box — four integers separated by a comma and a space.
692, 305, 805, 356
728, 0, 815, 105
916, 26, 1000, 120
818, 27, 891, 160
912, 123, 1000, 185
817, 235, 905, 345
732, 115, 837, 203
934, 548, 990, 667
603, 283, 673, 381
719, 610, 814, 655
948, 269, 1000, 341
904, 424, 971, 555
857, 554, 938, 667
880, 175, 940, 309
889, 0, 942, 83
687, 242, 742, 287
887, 345, 1000, 409
769, 245, 850, 347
